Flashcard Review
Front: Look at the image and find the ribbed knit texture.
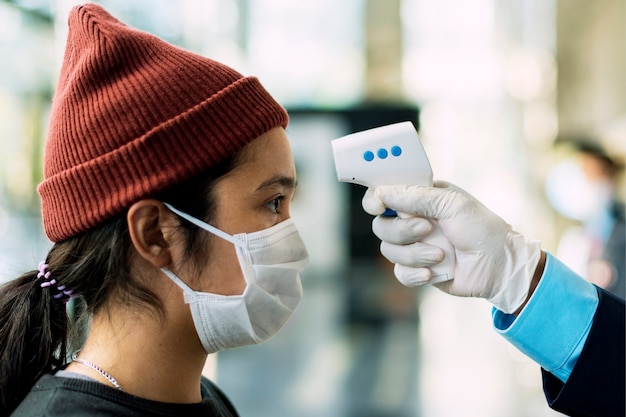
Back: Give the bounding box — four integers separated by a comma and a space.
38, 3, 288, 242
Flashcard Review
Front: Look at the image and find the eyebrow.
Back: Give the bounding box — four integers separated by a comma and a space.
255, 175, 297, 192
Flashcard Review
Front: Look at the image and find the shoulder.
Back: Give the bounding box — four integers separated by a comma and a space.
13, 374, 240, 417
11, 374, 100, 416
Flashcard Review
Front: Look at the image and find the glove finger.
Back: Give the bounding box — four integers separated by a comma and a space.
361, 187, 386, 215
394, 264, 431, 287
374, 184, 456, 219
380, 240, 444, 267
372, 215, 433, 244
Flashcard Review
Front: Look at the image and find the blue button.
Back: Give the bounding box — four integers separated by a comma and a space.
363, 151, 375, 161
391, 146, 402, 157
377, 148, 389, 159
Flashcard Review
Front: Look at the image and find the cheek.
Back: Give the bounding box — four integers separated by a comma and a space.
200, 237, 246, 295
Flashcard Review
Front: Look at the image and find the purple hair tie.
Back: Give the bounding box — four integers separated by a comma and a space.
38, 261, 77, 302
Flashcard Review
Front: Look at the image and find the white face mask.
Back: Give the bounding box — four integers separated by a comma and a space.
162, 203, 309, 354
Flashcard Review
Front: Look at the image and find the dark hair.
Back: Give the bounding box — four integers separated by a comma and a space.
0, 154, 241, 416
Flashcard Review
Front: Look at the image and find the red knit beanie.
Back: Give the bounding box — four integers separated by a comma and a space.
38, 3, 289, 242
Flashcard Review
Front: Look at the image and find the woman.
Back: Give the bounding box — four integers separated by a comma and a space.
0, 3, 308, 416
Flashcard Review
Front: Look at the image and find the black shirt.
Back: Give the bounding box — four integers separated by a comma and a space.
11, 374, 239, 416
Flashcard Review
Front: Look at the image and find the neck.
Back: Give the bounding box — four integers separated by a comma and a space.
66, 304, 208, 403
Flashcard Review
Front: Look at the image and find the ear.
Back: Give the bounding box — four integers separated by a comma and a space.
127, 200, 179, 269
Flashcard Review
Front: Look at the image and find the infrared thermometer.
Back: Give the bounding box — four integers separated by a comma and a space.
331, 121, 455, 284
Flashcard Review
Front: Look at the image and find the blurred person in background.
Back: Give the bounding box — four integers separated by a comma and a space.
0, 4, 307, 416
546, 138, 625, 299
363, 181, 625, 417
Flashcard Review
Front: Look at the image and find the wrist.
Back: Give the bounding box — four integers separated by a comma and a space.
513, 250, 546, 316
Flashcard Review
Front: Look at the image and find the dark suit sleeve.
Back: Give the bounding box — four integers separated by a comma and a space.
541, 288, 625, 417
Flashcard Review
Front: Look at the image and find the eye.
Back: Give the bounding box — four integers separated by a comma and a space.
267, 196, 284, 214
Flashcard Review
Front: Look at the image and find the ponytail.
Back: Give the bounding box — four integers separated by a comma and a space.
0, 269, 68, 416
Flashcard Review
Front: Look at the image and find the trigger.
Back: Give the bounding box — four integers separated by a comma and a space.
382, 208, 398, 217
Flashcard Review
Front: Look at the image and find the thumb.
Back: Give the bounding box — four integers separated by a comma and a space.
374, 184, 456, 220
362, 187, 387, 215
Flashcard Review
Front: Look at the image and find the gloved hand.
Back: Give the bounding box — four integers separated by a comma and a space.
362, 181, 542, 314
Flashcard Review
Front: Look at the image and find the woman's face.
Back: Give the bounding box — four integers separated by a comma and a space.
189, 126, 297, 295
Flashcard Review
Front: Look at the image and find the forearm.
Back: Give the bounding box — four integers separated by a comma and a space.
493, 253, 599, 382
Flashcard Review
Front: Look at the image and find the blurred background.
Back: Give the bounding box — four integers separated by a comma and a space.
0, 0, 624, 416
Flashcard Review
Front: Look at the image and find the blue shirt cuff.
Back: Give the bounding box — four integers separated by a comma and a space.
492, 253, 599, 382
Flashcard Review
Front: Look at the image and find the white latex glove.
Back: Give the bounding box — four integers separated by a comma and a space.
362, 181, 542, 314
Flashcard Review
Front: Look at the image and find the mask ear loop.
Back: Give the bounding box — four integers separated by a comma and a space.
162, 202, 254, 283
161, 268, 195, 295
162, 202, 246, 248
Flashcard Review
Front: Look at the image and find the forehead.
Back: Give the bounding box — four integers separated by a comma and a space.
234, 127, 295, 174
210, 127, 297, 199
